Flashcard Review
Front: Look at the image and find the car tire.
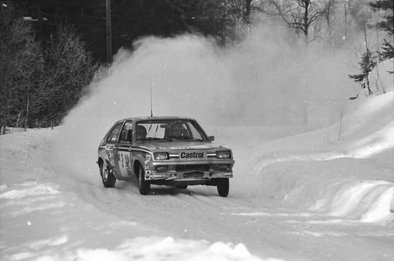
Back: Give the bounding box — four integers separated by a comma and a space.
216, 178, 229, 197
100, 161, 116, 188
138, 166, 150, 195
176, 185, 188, 189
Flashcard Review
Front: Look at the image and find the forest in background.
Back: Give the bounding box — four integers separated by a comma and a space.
0, 0, 392, 129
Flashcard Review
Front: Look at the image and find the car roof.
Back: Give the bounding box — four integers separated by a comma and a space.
114, 116, 196, 124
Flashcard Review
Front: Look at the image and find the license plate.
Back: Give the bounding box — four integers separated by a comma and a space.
183, 172, 204, 179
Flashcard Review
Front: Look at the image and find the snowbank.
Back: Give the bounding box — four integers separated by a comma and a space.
76, 237, 269, 261
369, 58, 394, 94
247, 92, 394, 225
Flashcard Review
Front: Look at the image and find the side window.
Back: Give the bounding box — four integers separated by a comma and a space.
187, 122, 203, 140
119, 122, 133, 143
106, 123, 123, 143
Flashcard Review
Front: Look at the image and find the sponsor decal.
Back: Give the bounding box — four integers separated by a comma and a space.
180, 152, 204, 159
125, 154, 130, 169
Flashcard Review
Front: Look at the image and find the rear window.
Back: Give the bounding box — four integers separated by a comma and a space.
106, 122, 123, 142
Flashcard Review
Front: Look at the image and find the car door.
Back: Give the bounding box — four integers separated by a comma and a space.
105, 122, 124, 178
117, 121, 133, 177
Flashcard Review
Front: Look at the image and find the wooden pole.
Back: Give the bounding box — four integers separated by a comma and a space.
24, 93, 29, 132
106, 0, 112, 64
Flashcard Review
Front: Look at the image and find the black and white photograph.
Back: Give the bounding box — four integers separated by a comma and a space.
0, 0, 393, 260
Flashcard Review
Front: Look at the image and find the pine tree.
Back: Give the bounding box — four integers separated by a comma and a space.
349, 48, 376, 95
0, 4, 43, 128
349, 0, 392, 93
1, 4, 96, 128
370, 0, 394, 63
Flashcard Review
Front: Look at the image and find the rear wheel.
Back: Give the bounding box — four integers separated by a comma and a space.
216, 178, 229, 197
99, 161, 116, 188
176, 185, 188, 189
138, 166, 150, 195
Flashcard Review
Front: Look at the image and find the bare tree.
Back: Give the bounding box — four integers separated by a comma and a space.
343, 0, 354, 39
256, 0, 335, 42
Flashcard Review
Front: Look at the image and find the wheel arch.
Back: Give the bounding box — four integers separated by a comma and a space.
133, 160, 144, 179
97, 157, 112, 170
97, 157, 104, 167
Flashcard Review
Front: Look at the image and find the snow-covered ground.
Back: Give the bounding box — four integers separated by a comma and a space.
1, 90, 393, 260
1, 27, 394, 260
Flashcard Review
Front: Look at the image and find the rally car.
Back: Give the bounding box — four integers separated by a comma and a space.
97, 116, 235, 197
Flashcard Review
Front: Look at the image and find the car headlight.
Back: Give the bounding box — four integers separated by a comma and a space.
145, 154, 152, 163
154, 152, 169, 160
216, 150, 231, 159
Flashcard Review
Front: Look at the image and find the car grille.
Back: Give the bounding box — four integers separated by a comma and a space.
183, 172, 204, 179
210, 164, 232, 171
176, 164, 210, 172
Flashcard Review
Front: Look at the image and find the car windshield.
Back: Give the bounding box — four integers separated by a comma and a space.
136, 119, 206, 142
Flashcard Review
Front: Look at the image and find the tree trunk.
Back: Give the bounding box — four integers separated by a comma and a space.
24, 92, 30, 131
344, 3, 348, 38
244, 0, 252, 24
36, 4, 43, 37
303, 0, 310, 42
106, 0, 112, 64
6, 77, 13, 126
363, 22, 373, 95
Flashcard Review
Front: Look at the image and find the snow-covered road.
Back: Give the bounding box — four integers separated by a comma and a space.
2, 22, 394, 260
1, 93, 393, 261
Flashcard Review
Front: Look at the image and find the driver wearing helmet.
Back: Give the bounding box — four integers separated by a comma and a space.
169, 122, 188, 138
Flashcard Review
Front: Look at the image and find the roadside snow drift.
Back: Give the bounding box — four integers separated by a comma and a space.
76, 237, 266, 261
249, 92, 394, 225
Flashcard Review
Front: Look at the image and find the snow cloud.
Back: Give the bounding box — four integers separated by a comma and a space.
63, 24, 358, 132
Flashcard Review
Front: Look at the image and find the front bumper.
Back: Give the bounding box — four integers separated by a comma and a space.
144, 159, 234, 182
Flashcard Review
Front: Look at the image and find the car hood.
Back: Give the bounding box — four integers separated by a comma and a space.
137, 142, 229, 151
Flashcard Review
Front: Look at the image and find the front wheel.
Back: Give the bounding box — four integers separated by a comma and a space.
216, 178, 229, 197
176, 185, 188, 189
100, 161, 116, 188
138, 166, 150, 195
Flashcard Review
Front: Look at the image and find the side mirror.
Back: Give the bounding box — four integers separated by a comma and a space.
208, 136, 215, 142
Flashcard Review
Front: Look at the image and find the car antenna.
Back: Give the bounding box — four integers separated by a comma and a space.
150, 88, 153, 117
